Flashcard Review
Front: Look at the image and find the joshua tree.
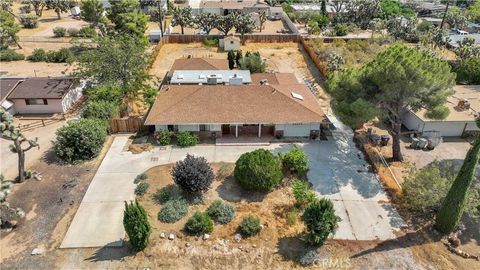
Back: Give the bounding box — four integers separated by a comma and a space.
171, 6, 193, 34
0, 108, 39, 183
217, 13, 236, 36
258, 11, 267, 32
0, 174, 25, 229
235, 14, 255, 45
195, 12, 218, 34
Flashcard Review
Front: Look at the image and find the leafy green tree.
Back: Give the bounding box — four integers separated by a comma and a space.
194, 12, 218, 34
0, 10, 22, 49
386, 16, 419, 42
335, 99, 378, 129
0, 108, 39, 183
380, 0, 415, 19
455, 37, 480, 61
235, 14, 255, 45
81, 101, 119, 120
107, 0, 148, 38
171, 6, 193, 34
302, 198, 340, 246
361, 44, 455, 161
343, 0, 383, 29
227, 50, 235, 69
436, 138, 480, 234
80, 0, 107, 34
217, 13, 236, 36
76, 34, 151, 96
456, 57, 480, 84
445, 6, 467, 30
466, 0, 480, 23
239, 51, 266, 73
45, 0, 75, 19
123, 201, 151, 251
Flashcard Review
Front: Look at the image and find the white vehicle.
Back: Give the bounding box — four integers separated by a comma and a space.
456, 29, 469, 35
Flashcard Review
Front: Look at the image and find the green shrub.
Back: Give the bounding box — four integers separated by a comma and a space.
302, 198, 340, 246
239, 51, 266, 73
184, 211, 214, 235
292, 179, 316, 208
53, 119, 107, 164
158, 198, 188, 223
46, 48, 75, 63
81, 101, 118, 121
123, 201, 151, 251
154, 130, 172, 145
239, 215, 261, 237
134, 173, 148, 184
79, 26, 97, 38
85, 84, 124, 104
334, 23, 349, 36
27, 48, 47, 62
19, 14, 38, 28
206, 200, 236, 224
67, 27, 80, 37
176, 131, 199, 147
234, 149, 283, 192
281, 146, 309, 174
0, 49, 25, 61
456, 57, 480, 85
135, 182, 150, 196
202, 38, 218, 47
152, 185, 177, 204
286, 208, 298, 226
53, 27, 67, 37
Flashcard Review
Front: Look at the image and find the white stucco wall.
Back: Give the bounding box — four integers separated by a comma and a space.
402, 111, 425, 132
223, 38, 241, 51
11, 99, 64, 114
61, 85, 83, 112
403, 110, 480, 137
155, 124, 222, 132
275, 123, 319, 137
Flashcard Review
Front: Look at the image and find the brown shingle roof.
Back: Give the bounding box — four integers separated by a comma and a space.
145, 83, 324, 125
168, 58, 229, 77
251, 73, 299, 85
0, 78, 23, 102
7, 77, 76, 99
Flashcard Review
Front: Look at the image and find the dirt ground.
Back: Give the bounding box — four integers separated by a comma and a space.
169, 19, 289, 35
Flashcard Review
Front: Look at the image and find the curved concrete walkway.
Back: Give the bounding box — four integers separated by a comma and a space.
61, 134, 405, 248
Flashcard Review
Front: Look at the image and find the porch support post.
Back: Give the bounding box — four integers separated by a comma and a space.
235, 124, 238, 137
258, 124, 261, 138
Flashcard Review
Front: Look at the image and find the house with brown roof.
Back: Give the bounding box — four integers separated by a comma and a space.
168, 58, 229, 78
0, 77, 83, 115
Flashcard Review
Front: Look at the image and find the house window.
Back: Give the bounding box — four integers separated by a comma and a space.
25, 98, 48, 105
199, 124, 210, 131
230, 40, 235, 44
167, 125, 178, 132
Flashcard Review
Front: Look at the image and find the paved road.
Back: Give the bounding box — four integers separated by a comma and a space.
61, 133, 405, 248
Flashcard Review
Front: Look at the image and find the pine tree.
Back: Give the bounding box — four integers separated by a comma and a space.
123, 200, 151, 251
435, 138, 480, 234
227, 50, 235, 69
235, 50, 242, 67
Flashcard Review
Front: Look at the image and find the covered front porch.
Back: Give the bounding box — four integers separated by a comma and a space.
220, 124, 275, 138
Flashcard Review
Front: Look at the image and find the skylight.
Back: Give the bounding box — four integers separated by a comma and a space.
291, 92, 304, 100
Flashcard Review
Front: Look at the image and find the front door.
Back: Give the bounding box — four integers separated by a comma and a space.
221, 124, 230, 135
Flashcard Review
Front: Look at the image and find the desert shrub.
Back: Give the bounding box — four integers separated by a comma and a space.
134, 173, 148, 184
27, 48, 46, 62
19, 14, 38, 28
152, 185, 177, 204
85, 84, 124, 104
176, 131, 199, 147
298, 249, 321, 266
67, 27, 80, 37
79, 26, 97, 38
334, 23, 349, 36
135, 182, 150, 196
239, 51, 266, 73
286, 208, 298, 226
292, 179, 316, 208
302, 198, 340, 246
281, 146, 309, 174
45, 48, 75, 63
171, 154, 215, 195
81, 101, 118, 121
239, 215, 261, 237
234, 149, 283, 192
0, 49, 25, 61
456, 57, 480, 85
184, 211, 214, 235
53, 27, 67, 37
158, 198, 188, 223
154, 130, 172, 145
53, 119, 107, 164
123, 201, 151, 251
202, 38, 218, 47
206, 200, 236, 224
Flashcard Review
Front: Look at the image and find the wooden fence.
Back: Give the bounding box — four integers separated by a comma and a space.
300, 38, 329, 76
108, 117, 148, 134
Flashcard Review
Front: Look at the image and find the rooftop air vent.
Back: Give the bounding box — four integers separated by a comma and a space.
199, 74, 206, 79
260, 79, 268, 85
291, 92, 304, 100
177, 74, 184, 79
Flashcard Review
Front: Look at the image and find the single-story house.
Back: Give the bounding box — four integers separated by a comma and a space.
402, 85, 480, 137
251, 73, 299, 85
145, 78, 325, 139
1, 77, 83, 115
168, 58, 229, 78
291, 3, 336, 20
197, 0, 278, 17
219, 35, 241, 51
0, 78, 24, 115
447, 33, 480, 48
171, 70, 252, 85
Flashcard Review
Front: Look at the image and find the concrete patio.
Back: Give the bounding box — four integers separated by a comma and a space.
61, 128, 405, 248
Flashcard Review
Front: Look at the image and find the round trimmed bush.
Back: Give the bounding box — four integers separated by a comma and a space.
53, 27, 67, 37
154, 130, 172, 145
158, 198, 188, 223
282, 146, 309, 174
81, 101, 118, 120
302, 198, 340, 246
53, 119, 107, 164
135, 182, 150, 196
176, 131, 199, 147
184, 211, 214, 235
171, 154, 215, 195
234, 149, 282, 192
27, 48, 47, 62
206, 200, 236, 224
239, 215, 261, 237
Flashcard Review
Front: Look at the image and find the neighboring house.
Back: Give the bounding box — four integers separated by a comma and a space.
402, 85, 480, 137
447, 33, 480, 48
290, 3, 336, 20
219, 35, 241, 51
1, 77, 83, 115
146, 60, 325, 139
171, 70, 252, 85
196, 0, 277, 17
0, 78, 24, 115
168, 58, 229, 78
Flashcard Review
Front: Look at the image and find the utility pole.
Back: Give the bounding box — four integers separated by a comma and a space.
157, 0, 164, 37
440, 0, 451, 30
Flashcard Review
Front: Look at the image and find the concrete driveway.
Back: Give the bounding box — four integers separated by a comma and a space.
61, 132, 404, 248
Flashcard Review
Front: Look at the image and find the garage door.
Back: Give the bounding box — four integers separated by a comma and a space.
424, 122, 466, 137
284, 124, 309, 137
